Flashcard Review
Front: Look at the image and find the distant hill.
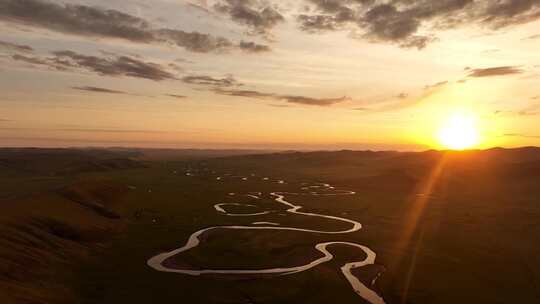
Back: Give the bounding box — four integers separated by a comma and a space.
0, 148, 145, 176
125, 148, 278, 161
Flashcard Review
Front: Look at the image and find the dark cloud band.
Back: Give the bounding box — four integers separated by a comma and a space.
467, 66, 524, 78
297, 0, 540, 49
182, 75, 241, 87
71, 86, 129, 95
0, 0, 270, 53
11, 50, 178, 81
213, 88, 350, 106
0, 40, 33, 52
213, 0, 285, 37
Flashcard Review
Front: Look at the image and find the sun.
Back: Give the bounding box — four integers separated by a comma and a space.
437, 112, 480, 150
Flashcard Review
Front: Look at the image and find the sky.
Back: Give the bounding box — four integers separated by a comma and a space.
0, 0, 539, 150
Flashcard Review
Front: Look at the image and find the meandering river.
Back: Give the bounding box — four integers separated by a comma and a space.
147, 176, 385, 304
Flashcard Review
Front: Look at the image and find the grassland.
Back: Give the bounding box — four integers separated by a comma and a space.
1, 147, 540, 303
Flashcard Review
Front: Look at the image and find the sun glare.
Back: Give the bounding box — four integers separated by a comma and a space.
437, 112, 479, 150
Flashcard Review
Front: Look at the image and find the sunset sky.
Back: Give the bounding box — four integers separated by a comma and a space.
0, 0, 539, 150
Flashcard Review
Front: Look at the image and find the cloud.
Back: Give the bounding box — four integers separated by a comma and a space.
166, 94, 188, 99
483, 0, 540, 28
523, 34, 540, 40
297, 0, 466, 49
54, 50, 177, 80
357, 80, 449, 112
182, 75, 241, 87
0, 0, 155, 42
495, 102, 540, 117
279, 95, 350, 106
11, 51, 176, 81
503, 133, 540, 139
213, 0, 285, 37
352, 107, 370, 111
359, 3, 425, 48
297, 14, 345, 32
71, 86, 129, 94
396, 92, 409, 99
424, 80, 448, 90
10, 50, 177, 81
0, 40, 33, 52
368, 97, 421, 112
297, 0, 359, 33
213, 88, 350, 106
155, 29, 233, 53
396, 35, 436, 50
0, 0, 268, 54
238, 41, 271, 53
297, 0, 540, 49
186, 2, 213, 15
518, 102, 540, 116
467, 66, 523, 77
11, 54, 49, 66
212, 88, 274, 98
3, 0, 539, 51
56, 128, 168, 134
